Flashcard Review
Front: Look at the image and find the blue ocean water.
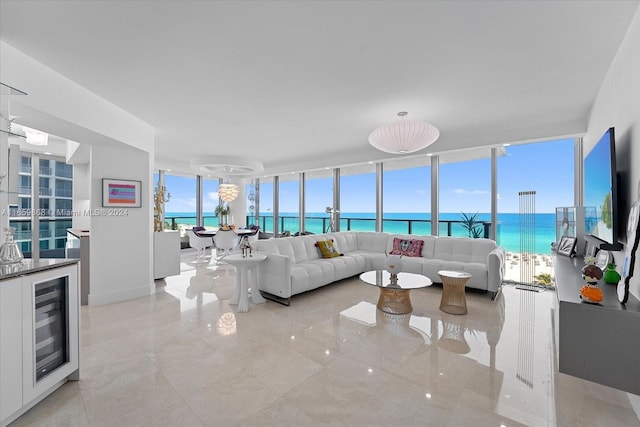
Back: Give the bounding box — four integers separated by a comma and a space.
166, 212, 556, 255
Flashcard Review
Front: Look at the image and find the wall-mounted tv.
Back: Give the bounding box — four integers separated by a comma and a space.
584, 127, 620, 248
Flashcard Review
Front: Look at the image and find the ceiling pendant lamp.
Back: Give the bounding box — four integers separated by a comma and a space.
219, 182, 240, 203
368, 111, 439, 154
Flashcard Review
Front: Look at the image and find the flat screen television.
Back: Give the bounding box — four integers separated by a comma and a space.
583, 127, 620, 248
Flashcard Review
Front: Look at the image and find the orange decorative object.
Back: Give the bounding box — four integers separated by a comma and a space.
580, 284, 604, 304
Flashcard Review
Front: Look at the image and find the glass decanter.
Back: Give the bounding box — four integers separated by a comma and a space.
0, 227, 24, 264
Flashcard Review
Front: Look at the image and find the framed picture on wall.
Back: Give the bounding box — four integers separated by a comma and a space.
557, 236, 577, 257
102, 178, 141, 207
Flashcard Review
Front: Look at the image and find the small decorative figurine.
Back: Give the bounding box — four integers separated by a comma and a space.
580, 263, 604, 304
603, 263, 622, 285
240, 235, 252, 258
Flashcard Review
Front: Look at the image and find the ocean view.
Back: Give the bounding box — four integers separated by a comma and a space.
166, 212, 557, 255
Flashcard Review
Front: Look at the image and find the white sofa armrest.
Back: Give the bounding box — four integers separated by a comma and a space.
258, 253, 293, 299
487, 246, 506, 298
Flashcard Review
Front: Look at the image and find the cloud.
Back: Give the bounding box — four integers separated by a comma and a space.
453, 189, 489, 195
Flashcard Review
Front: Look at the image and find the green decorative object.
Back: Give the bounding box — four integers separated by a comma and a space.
603, 263, 621, 284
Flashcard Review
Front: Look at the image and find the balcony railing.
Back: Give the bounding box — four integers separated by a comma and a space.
17, 186, 54, 196
39, 166, 52, 176
164, 214, 492, 239
55, 188, 73, 198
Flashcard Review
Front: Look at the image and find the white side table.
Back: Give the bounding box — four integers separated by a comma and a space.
225, 253, 267, 312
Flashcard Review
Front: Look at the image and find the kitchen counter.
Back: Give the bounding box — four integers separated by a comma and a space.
0, 259, 79, 281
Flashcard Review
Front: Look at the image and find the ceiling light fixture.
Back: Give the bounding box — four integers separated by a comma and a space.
368, 112, 439, 154
218, 182, 240, 203
23, 126, 48, 146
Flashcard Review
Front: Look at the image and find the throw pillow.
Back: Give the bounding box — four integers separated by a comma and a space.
390, 237, 424, 257
315, 239, 340, 258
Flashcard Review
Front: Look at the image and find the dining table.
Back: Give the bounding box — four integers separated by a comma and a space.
195, 228, 257, 237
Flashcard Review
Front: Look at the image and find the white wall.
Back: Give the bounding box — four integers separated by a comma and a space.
585, 7, 640, 300
88, 144, 152, 305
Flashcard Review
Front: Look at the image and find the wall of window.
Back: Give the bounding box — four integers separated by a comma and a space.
279, 174, 300, 235
304, 169, 334, 234
202, 178, 219, 227
383, 158, 430, 234
163, 173, 197, 234
258, 177, 274, 233
497, 139, 575, 254
439, 151, 491, 238
340, 164, 377, 231
9, 152, 73, 258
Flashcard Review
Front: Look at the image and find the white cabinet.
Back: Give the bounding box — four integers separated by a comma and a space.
0, 278, 23, 422
0, 263, 79, 427
154, 231, 180, 279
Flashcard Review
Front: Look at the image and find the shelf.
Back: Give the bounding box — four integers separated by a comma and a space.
0, 129, 26, 139
0, 82, 27, 96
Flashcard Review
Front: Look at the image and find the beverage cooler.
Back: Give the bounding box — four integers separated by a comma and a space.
34, 277, 69, 381
22, 264, 79, 405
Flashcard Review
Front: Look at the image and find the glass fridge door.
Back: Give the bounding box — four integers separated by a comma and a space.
33, 276, 68, 381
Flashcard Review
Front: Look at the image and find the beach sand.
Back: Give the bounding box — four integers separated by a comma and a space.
504, 251, 555, 285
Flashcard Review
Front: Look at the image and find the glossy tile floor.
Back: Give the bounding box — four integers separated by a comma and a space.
11, 249, 640, 426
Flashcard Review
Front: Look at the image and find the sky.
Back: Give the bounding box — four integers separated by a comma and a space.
162, 138, 576, 215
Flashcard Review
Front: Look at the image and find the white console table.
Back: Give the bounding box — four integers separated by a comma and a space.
553, 253, 640, 394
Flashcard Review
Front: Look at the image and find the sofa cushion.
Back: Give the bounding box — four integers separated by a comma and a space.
315, 239, 341, 258
356, 232, 389, 253
434, 237, 496, 263
252, 239, 280, 255
390, 237, 424, 257
329, 232, 358, 253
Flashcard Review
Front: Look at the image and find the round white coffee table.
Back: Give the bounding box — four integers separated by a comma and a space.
225, 253, 267, 312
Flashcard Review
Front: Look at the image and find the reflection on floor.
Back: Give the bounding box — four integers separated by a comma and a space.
11, 249, 640, 426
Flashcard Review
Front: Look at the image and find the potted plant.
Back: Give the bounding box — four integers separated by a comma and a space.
459, 211, 484, 238
214, 203, 231, 225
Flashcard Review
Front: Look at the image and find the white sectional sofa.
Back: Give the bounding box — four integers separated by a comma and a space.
252, 231, 505, 304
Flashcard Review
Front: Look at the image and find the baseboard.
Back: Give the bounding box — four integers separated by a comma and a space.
88, 285, 152, 306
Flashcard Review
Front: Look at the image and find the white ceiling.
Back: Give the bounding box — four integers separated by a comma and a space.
1, 1, 638, 176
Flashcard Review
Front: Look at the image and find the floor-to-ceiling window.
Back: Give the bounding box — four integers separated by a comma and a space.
439, 150, 492, 238
304, 169, 333, 234
279, 174, 300, 235
258, 177, 274, 233
383, 158, 431, 235
497, 139, 575, 255
163, 173, 197, 237
340, 164, 377, 231
202, 177, 219, 228
9, 152, 73, 258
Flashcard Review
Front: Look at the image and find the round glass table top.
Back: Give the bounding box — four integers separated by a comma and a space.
359, 270, 432, 290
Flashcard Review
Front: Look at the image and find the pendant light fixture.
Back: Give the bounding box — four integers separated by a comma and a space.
368, 112, 439, 154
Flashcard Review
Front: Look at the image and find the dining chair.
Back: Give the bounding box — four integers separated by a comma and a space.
213, 229, 240, 260
186, 229, 213, 263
